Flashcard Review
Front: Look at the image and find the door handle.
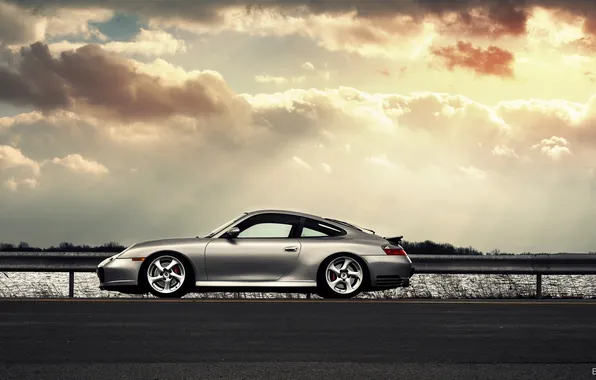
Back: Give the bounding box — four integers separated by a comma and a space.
284, 246, 298, 252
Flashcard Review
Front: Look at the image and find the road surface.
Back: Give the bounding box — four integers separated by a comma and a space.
0, 298, 595, 379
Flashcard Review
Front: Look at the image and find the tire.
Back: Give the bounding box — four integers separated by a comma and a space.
316, 254, 367, 299
141, 252, 192, 298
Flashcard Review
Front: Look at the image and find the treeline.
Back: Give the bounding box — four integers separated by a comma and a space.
400, 240, 484, 255
0, 241, 126, 253
0, 239, 496, 255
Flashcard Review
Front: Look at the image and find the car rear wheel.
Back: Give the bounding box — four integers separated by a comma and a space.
144, 253, 190, 298
317, 255, 366, 299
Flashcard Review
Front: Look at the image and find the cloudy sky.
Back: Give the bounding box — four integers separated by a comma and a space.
1, 0, 596, 253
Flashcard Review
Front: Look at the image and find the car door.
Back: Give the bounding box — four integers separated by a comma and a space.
204, 213, 302, 281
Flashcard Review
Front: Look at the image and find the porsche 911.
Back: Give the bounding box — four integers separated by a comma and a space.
96, 209, 415, 299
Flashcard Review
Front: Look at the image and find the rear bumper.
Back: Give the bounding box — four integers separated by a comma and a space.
363, 255, 414, 290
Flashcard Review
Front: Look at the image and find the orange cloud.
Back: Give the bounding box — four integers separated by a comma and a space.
432, 41, 515, 77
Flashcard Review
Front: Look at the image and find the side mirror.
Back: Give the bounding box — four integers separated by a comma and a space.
226, 226, 240, 238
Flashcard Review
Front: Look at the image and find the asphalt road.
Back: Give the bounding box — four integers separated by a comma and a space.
0, 299, 595, 380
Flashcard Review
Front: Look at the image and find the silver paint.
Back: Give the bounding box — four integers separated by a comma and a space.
97, 209, 414, 299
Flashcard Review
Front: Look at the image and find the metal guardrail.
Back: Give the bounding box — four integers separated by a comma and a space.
0, 252, 112, 297
411, 253, 596, 275
1, 252, 596, 298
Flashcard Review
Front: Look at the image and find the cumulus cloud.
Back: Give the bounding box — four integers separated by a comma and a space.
0, 111, 44, 129
492, 144, 519, 158
1, 74, 596, 250
460, 165, 488, 180
432, 41, 515, 77
5, 0, 596, 63
132, 59, 209, 85
532, 136, 572, 160
41, 7, 113, 40
292, 156, 311, 170
11, 0, 596, 37
0, 1, 44, 45
0, 42, 241, 122
0, 145, 40, 175
52, 154, 109, 176
302, 62, 315, 70
150, 9, 439, 60
3, 176, 37, 191
366, 154, 394, 168
255, 74, 306, 85
0, 1, 113, 45
48, 28, 187, 57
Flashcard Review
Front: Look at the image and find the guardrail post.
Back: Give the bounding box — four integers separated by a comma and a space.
68, 271, 74, 298
536, 274, 542, 299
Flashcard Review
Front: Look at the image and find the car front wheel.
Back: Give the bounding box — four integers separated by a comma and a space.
143, 253, 190, 298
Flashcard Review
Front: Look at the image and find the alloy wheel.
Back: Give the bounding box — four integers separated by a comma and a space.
146, 255, 186, 295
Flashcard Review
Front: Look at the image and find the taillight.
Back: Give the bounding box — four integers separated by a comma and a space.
383, 245, 407, 255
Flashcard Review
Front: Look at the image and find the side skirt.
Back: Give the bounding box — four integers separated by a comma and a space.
192, 280, 317, 294
190, 286, 316, 294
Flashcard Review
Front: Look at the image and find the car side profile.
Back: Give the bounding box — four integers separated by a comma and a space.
96, 209, 415, 299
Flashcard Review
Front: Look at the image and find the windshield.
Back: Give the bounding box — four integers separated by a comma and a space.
203, 213, 247, 238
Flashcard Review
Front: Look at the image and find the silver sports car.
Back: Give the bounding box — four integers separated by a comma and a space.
97, 209, 415, 299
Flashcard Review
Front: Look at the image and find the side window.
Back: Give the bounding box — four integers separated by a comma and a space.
233, 213, 300, 238
301, 227, 328, 237
300, 218, 345, 237
237, 223, 293, 238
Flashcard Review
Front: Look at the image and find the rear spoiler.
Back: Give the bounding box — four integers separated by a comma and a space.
384, 235, 404, 245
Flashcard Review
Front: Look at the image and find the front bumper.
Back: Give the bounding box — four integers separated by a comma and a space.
97, 257, 144, 291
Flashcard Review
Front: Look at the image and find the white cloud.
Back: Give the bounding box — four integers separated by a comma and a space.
460, 165, 488, 180
532, 136, 572, 160
52, 154, 109, 176
20, 177, 38, 188
0, 3, 113, 46
492, 145, 518, 158
132, 58, 209, 85
48, 28, 187, 57
148, 7, 440, 60
0, 112, 44, 129
3, 177, 37, 191
3, 178, 17, 191
302, 62, 315, 70
526, 8, 586, 48
0, 1, 45, 45
3, 83, 596, 252
255, 74, 307, 85
44, 8, 113, 40
292, 156, 311, 169
366, 154, 394, 168
0, 145, 40, 175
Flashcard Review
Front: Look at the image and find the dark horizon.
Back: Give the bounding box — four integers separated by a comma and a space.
1, 240, 592, 255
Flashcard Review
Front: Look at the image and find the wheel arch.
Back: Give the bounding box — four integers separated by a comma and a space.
317, 251, 372, 289
138, 250, 197, 290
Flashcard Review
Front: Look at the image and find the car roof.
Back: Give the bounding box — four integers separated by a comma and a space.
243, 209, 368, 234
244, 209, 323, 219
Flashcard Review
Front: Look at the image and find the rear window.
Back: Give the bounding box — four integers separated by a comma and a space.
301, 218, 345, 237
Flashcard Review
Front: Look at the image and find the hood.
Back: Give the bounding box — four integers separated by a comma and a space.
132, 237, 208, 249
